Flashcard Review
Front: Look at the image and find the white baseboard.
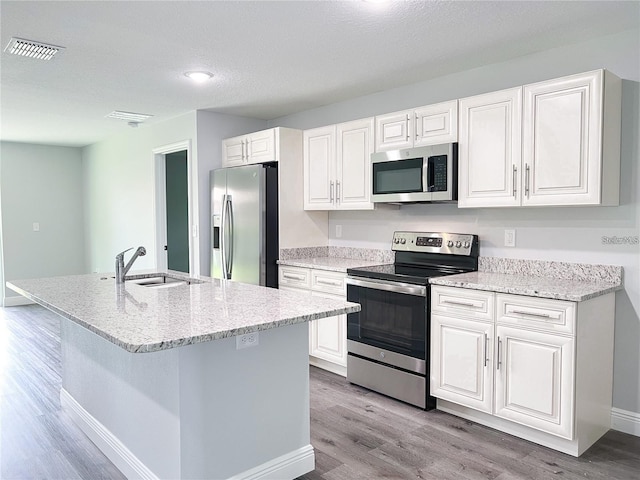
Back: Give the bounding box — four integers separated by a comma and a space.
3, 296, 35, 307
60, 388, 158, 480
62, 388, 314, 479
229, 445, 315, 480
611, 407, 640, 437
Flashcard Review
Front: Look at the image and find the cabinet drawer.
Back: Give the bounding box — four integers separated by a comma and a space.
431, 286, 494, 321
311, 270, 346, 296
496, 294, 575, 335
279, 266, 311, 289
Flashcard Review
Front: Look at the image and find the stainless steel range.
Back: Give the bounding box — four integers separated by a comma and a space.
346, 231, 479, 410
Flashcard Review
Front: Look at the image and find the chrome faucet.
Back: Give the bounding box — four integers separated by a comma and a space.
115, 246, 146, 284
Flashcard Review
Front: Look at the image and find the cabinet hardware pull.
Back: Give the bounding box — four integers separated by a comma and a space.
497, 337, 502, 370
407, 114, 411, 140
317, 279, 340, 286
330, 181, 334, 203
283, 273, 305, 281
525, 164, 530, 197
443, 299, 480, 308
513, 165, 517, 197
336, 181, 341, 203
512, 309, 552, 318
484, 333, 489, 367
415, 114, 419, 140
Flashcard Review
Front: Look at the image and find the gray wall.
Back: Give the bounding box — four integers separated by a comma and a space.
195, 111, 267, 275
0, 142, 85, 304
269, 28, 640, 416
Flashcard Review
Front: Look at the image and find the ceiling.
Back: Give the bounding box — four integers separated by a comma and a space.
1, 1, 638, 148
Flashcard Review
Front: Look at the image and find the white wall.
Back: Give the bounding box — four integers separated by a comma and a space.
0, 142, 85, 305
82, 111, 266, 276
270, 28, 640, 416
82, 113, 198, 273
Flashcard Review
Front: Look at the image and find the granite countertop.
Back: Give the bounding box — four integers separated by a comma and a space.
7, 271, 361, 354
429, 271, 622, 302
277, 257, 387, 272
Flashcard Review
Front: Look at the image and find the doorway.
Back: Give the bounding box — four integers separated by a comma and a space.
153, 140, 195, 275
164, 151, 189, 273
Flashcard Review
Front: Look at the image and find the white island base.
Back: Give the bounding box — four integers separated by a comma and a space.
60, 317, 314, 480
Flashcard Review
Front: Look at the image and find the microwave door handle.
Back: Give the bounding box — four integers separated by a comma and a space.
427, 157, 436, 192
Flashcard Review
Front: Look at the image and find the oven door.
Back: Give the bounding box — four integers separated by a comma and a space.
346, 277, 427, 362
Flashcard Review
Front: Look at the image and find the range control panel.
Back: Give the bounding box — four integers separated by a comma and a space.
392, 231, 477, 256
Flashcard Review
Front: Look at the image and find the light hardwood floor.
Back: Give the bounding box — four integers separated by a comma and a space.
1, 305, 639, 479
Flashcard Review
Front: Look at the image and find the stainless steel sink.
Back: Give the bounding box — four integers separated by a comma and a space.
125, 274, 205, 289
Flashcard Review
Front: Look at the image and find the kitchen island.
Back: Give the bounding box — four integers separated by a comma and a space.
7, 272, 361, 480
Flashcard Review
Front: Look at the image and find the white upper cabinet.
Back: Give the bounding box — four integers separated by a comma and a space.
458, 88, 523, 208
222, 128, 276, 167
375, 100, 458, 152
336, 118, 375, 209
458, 69, 621, 208
522, 70, 621, 206
303, 125, 335, 209
304, 118, 374, 211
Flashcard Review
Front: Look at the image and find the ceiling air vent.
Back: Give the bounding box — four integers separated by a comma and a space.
4, 37, 65, 60
106, 111, 153, 122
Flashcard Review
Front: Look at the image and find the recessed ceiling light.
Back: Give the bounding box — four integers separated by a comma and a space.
184, 71, 214, 83
4, 37, 65, 61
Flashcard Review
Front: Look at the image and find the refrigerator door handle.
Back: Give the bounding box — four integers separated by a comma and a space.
220, 194, 229, 279
227, 196, 234, 278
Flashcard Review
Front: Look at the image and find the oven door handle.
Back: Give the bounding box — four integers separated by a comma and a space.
346, 277, 426, 296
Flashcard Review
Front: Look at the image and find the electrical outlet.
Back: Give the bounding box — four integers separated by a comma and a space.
236, 332, 259, 350
504, 229, 516, 247
33, 222, 40, 232
335, 224, 342, 238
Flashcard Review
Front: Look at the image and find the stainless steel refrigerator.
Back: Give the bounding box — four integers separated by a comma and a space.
210, 162, 279, 287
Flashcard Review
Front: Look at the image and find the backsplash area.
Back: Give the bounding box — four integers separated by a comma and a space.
279, 246, 394, 263
479, 257, 623, 285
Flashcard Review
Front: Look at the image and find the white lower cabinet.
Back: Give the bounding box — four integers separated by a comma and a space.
279, 266, 347, 376
431, 314, 493, 413
494, 325, 575, 439
431, 285, 615, 456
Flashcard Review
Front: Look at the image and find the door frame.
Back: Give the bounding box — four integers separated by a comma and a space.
152, 140, 199, 275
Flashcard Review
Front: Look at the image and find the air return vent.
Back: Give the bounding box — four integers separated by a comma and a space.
4, 37, 64, 60
106, 111, 153, 122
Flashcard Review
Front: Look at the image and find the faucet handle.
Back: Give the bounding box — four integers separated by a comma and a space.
116, 247, 134, 259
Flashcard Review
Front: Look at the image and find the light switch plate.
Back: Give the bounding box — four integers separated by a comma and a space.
504, 229, 516, 247
335, 224, 342, 238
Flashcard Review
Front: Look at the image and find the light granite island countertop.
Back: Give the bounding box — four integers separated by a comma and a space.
7, 271, 360, 480
7, 271, 360, 353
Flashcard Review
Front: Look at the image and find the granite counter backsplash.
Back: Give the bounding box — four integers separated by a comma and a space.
279, 246, 394, 264
479, 257, 623, 285
278, 246, 395, 273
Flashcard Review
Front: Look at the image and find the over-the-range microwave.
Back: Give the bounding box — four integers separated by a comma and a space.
370, 143, 458, 203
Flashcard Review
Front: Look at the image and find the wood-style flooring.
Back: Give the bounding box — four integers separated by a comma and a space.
1, 305, 639, 480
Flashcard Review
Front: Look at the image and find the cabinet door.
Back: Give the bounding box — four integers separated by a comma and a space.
309, 290, 347, 368
303, 126, 336, 210
494, 325, 575, 439
336, 118, 374, 210
430, 313, 493, 413
414, 100, 458, 146
222, 136, 246, 167
246, 129, 276, 164
458, 88, 522, 208
522, 71, 603, 206
375, 110, 413, 151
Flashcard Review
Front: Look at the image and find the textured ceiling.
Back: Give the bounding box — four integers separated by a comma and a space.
1, 0, 638, 147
